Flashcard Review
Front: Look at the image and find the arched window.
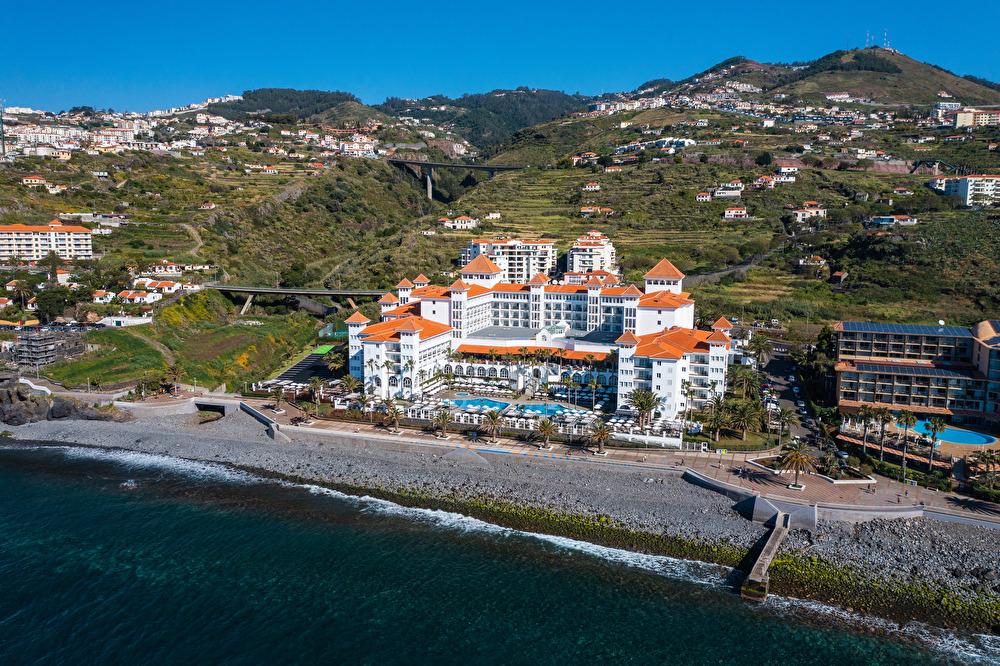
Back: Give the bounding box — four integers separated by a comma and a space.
533, 369, 541, 379
444, 364, 452, 374
454, 366, 464, 376
573, 372, 583, 383
488, 367, 498, 378
403, 377, 412, 388
374, 377, 382, 386
477, 367, 487, 377
499, 368, 509, 379
388, 376, 398, 387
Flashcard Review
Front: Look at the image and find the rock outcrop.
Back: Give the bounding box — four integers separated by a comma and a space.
0, 373, 118, 425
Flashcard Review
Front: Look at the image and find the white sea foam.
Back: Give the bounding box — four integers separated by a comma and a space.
766, 594, 1000, 664
47, 445, 257, 483
297, 481, 731, 587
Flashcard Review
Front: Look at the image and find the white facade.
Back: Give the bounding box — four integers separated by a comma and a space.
933, 175, 1000, 207
348, 255, 728, 416
567, 230, 618, 275
0, 221, 93, 261
459, 238, 557, 283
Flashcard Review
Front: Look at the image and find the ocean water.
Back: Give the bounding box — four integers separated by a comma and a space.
0, 444, 996, 665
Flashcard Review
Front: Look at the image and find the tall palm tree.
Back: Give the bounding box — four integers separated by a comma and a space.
627, 388, 658, 429
897, 410, 918, 483
857, 406, 874, 451
926, 417, 946, 472
779, 440, 816, 487
432, 410, 451, 438
11, 280, 32, 309
589, 420, 612, 455
874, 407, 892, 462
775, 406, 798, 446
681, 380, 697, 424
588, 376, 599, 408
482, 409, 504, 443
308, 377, 324, 416
536, 417, 557, 450
163, 362, 182, 396
730, 366, 762, 401
746, 335, 773, 367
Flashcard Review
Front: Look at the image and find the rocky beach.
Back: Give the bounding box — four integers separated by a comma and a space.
5, 409, 1000, 633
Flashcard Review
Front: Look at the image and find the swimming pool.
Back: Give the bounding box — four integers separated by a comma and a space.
513, 404, 566, 417
447, 398, 510, 411
901, 419, 997, 446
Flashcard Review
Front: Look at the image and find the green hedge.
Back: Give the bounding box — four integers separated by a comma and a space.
865, 455, 952, 491
971, 484, 1000, 504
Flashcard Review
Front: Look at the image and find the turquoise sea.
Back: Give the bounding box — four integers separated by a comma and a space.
0, 444, 996, 665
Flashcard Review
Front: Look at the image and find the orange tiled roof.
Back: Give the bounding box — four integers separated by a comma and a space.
528, 272, 549, 285
644, 258, 685, 280
414, 273, 430, 284
638, 291, 694, 308
460, 254, 502, 274
378, 292, 399, 304
396, 278, 414, 288
616, 330, 640, 345
411, 285, 451, 299
634, 327, 728, 360
712, 316, 734, 329
360, 316, 452, 342
344, 311, 371, 324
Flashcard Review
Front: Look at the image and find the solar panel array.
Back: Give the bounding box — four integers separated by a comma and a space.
855, 363, 978, 379
841, 322, 973, 337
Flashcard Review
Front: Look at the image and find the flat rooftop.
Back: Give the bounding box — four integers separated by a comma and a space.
468, 326, 541, 340
839, 321, 973, 337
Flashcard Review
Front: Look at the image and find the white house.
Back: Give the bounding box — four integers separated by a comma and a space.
723, 207, 749, 219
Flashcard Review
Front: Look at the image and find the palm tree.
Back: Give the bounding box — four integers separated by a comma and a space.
874, 407, 892, 462
11, 280, 32, 309
627, 388, 658, 429
729, 400, 762, 441
324, 351, 345, 374
779, 440, 816, 487
746, 335, 773, 367
681, 380, 697, 424
926, 417, 946, 472
973, 450, 1000, 489
730, 366, 762, 401
382, 404, 402, 432
270, 386, 284, 411
340, 375, 361, 397
566, 379, 580, 406
163, 362, 182, 396
432, 410, 451, 438
775, 406, 798, 446
482, 409, 504, 443
897, 410, 918, 483
588, 376, 599, 408
536, 417, 557, 450
308, 377, 324, 416
704, 406, 728, 443
857, 406, 874, 451
589, 420, 612, 455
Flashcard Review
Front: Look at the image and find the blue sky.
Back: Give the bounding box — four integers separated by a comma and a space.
5, 0, 999, 112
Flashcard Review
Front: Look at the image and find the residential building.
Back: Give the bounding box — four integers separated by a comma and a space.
460, 238, 557, 283
117, 290, 162, 304
441, 215, 479, 230
929, 175, 1000, 207
723, 207, 749, 219
0, 220, 93, 261
792, 202, 827, 223
866, 214, 918, 227
954, 109, 1000, 128
348, 255, 729, 418
582, 181, 601, 192
566, 230, 617, 275
833, 320, 1000, 429
695, 192, 711, 202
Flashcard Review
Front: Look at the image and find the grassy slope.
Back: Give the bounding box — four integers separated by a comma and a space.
46, 328, 165, 386
774, 50, 1000, 105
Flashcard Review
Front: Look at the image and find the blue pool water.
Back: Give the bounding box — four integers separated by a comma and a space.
902, 419, 997, 446
448, 398, 510, 411
514, 403, 569, 417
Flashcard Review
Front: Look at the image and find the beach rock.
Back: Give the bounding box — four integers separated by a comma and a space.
0, 372, 117, 425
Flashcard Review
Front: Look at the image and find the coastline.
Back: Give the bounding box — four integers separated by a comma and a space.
4, 410, 1000, 635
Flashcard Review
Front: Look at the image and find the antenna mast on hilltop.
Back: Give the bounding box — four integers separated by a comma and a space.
865, 31, 871, 48
0, 99, 6, 157
883, 30, 890, 50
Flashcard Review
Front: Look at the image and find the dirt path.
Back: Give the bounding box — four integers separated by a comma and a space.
180, 222, 204, 256
123, 328, 176, 365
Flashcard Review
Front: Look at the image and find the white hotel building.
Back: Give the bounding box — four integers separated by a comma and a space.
566, 230, 617, 275
347, 255, 730, 418
0, 220, 93, 261
929, 175, 1000, 208
459, 238, 557, 283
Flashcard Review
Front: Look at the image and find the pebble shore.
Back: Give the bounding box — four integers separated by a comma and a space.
8, 411, 1000, 602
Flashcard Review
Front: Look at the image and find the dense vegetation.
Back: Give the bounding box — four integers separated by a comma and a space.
378, 88, 587, 148
209, 88, 362, 121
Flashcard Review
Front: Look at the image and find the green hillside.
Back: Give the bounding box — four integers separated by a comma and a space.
771, 49, 1000, 105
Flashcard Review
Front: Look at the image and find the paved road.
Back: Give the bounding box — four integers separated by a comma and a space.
761, 354, 811, 440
